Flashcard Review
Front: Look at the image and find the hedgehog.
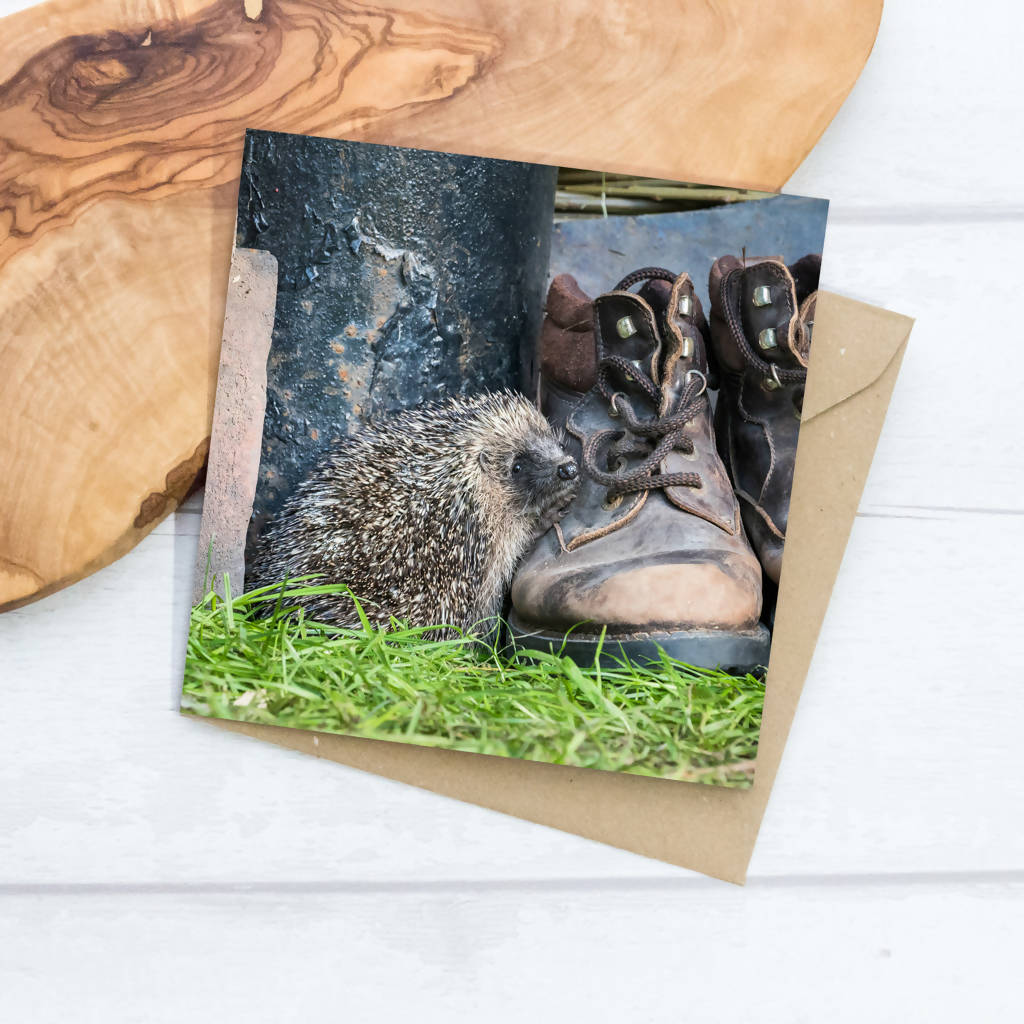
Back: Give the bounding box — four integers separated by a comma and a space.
246, 390, 580, 636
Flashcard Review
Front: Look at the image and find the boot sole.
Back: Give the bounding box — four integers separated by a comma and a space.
506, 613, 771, 675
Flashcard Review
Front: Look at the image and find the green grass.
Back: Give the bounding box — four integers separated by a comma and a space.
181, 579, 765, 787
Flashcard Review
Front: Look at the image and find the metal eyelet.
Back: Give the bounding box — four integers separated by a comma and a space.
678, 445, 699, 462
602, 493, 624, 511
684, 369, 707, 396
678, 294, 694, 317
616, 316, 637, 339
608, 392, 626, 417
761, 365, 783, 391
753, 285, 772, 307
612, 456, 627, 473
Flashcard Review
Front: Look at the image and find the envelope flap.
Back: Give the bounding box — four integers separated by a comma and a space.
801, 291, 915, 421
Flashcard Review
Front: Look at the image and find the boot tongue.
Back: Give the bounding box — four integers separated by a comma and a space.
540, 274, 598, 394
640, 274, 709, 414
623, 273, 740, 537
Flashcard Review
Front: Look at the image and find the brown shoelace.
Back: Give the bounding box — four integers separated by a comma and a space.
582, 268, 706, 498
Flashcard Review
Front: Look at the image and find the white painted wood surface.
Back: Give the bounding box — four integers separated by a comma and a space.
3, 0, 1023, 1019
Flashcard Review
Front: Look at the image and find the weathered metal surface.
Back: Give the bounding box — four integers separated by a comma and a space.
237, 129, 557, 561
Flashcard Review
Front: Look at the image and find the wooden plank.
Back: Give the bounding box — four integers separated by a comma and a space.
0, 3, 1021, 1012
814, 217, 1022, 513
0, 0, 882, 611
2, 505, 1021, 883
785, 0, 1024, 209
2, 881, 1022, 1022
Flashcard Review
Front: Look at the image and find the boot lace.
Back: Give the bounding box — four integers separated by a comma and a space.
581, 268, 707, 499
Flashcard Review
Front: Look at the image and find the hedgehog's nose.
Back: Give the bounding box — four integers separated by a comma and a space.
557, 459, 578, 481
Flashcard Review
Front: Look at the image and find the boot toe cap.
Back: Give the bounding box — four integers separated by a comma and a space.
512, 552, 762, 635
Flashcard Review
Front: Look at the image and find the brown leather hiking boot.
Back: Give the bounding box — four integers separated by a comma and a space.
708, 254, 820, 585
508, 268, 770, 671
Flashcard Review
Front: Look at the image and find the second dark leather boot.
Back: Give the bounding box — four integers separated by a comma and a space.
708, 254, 820, 584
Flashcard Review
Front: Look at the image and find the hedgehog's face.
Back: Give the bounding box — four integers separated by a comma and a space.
481, 428, 579, 533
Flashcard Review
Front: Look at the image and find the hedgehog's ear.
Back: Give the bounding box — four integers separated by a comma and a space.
478, 450, 492, 471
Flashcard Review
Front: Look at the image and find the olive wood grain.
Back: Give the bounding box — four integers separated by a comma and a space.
0, 0, 882, 609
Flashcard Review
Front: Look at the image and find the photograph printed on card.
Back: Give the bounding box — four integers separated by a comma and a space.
182, 128, 828, 786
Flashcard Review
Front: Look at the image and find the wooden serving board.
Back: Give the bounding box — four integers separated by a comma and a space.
0, 0, 882, 610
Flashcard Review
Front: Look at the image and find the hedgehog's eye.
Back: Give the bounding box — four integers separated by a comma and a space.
511, 460, 523, 475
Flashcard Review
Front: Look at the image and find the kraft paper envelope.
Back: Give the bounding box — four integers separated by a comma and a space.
199, 250, 913, 884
